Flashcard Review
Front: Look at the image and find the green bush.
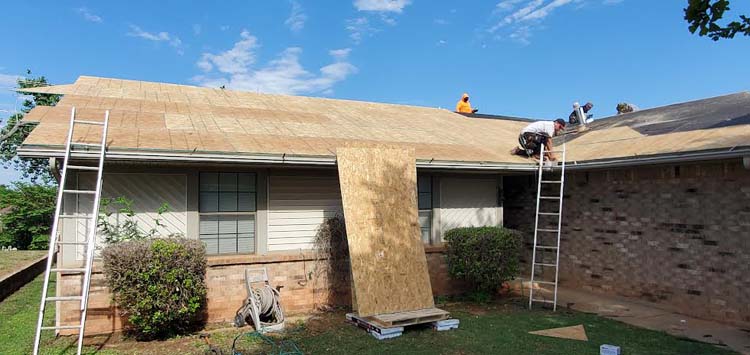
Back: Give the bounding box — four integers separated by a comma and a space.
444, 226, 523, 293
0, 183, 56, 250
101, 238, 207, 340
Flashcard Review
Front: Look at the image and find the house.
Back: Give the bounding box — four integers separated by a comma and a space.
18, 76, 750, 333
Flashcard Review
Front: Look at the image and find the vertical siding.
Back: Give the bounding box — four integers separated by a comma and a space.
70, 173, 187, 261
439, 178, 500, 236
268, 175, 342, 251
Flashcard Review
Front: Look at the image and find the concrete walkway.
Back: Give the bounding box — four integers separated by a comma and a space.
533, 287, 750, 354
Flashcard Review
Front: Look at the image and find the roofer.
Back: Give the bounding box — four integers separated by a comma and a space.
569, 101, 593, 124
455, 93, 478, 114
511, 118, 566, 161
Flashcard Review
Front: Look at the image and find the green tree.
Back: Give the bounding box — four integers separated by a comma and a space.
685, 0, 750, 40
0, 70, 60, 183
0, 182, 57, 250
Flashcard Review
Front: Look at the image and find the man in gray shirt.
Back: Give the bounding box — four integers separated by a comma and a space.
511, 118, 566, 160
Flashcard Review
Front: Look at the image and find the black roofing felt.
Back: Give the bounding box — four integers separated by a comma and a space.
581, 92, 750, 136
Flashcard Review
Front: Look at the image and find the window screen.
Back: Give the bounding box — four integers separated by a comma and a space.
199, 173, 257, 254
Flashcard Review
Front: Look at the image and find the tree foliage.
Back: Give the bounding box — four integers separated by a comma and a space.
685, 0, 750, 40
0, 71, 60, 184
98, 196, 176, 244
0, 182, 57, 250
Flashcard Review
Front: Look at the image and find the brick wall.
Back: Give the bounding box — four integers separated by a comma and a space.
59, 247, 459, 335
504, 159, 750, 326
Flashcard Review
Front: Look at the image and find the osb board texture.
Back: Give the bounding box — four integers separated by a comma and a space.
20, 76, 530, 164
19, 76, 749, 164
529, 325, 588, 341
336, 147, 434, 317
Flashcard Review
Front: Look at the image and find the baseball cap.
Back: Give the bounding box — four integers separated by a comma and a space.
554, 118, 566, 127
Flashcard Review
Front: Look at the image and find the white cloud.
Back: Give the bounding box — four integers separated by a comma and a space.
194, 31, 357, 95
285, 1, 307, 33
0, 74, 20, 88
486, 0, 581, 44
193, 24, 202, 35
197, 30, 258, 74
127, 25, 184, 55
346, 17, 379, 44
75, 7, 102, 23
353, 0, 411, 13
436, 39, 447, 46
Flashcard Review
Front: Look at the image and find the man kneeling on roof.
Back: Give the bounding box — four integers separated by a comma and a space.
511, 118, 566, 161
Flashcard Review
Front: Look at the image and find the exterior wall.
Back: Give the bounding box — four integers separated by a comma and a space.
60, 248, 461, 335
504, 159, 750, 326
61, 172, 188, 266
55, 165, 503, 333
267, 172, 342, 251
438, 176, 502, 241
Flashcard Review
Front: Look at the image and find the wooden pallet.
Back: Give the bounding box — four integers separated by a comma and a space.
368, 308, 450, 327
346, 312, 459, 340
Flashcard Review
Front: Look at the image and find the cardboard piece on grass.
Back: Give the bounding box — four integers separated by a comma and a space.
529, 324, 588, 341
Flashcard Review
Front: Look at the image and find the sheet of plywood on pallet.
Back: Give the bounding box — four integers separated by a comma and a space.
369, 308, 450, 327
336, 146, 435, 317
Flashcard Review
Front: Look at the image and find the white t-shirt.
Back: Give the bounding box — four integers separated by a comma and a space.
521, 121, 555, 137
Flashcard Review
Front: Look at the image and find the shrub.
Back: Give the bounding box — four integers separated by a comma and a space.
0, 183, 56, 250
444, 226, 523, 293
101, 238, 207, 340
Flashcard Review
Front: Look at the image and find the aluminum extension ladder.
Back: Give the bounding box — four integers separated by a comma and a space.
33, 107, 109, 355
528, 142, 566, 311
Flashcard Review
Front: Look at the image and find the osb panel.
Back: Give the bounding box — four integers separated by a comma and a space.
336, 146, 434, 317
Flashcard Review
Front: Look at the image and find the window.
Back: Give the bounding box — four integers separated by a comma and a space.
199, 173, 257, 254
417, 175, 432, 243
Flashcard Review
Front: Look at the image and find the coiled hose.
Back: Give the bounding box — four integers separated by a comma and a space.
254, 285, 285, 326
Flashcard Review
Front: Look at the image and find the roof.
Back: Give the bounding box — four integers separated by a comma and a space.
17, 76, 750, 170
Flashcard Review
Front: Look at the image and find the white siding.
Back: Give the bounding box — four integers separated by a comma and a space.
67, 173, 187, 262
439, 177, 499, 238
268, 175, 342, 251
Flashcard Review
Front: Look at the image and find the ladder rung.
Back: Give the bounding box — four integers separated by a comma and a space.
539, 196, 560, 199
74, 120, 105, 126
534, 280, 557, 285
538, 212, 559, 216
41, 325, 82, 330
535, 246, 558, 250
71, 142, 101, 148
534, 263, 556, 267
63, 189, 96, 195
537, 229, 559, 232
66, 165, 99, 171
50, 268, 86, 273
46, 296, 83, 302
545, 150, 564, 153
56, 241, 88, 246
531, 299, 555, 304
58, 214, 86, 219
541, 181, 562, 184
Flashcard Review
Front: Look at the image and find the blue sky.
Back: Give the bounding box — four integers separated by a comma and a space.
1, 0, 749, 183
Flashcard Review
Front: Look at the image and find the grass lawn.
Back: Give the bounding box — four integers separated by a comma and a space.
0, 250, 47, 278
0, 276, 737, 355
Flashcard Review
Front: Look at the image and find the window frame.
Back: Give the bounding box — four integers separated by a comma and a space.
198, 172, 258, 255
417, 175, 433, 244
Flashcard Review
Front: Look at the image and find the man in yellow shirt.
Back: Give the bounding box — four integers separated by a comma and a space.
455, 93, 478, 114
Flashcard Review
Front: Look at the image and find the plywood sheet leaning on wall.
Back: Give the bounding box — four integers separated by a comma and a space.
336, 146, 435, 317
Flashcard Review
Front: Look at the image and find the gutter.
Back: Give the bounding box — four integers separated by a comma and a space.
565, 146, 750, 170
17, 145, 749, 172
17, 146, 538, 172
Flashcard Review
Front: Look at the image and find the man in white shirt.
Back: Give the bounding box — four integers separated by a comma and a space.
511, 118, 566, 160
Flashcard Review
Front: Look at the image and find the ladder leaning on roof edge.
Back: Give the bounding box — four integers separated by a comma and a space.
528, 142, 566, 311
33, 107, 110, 355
